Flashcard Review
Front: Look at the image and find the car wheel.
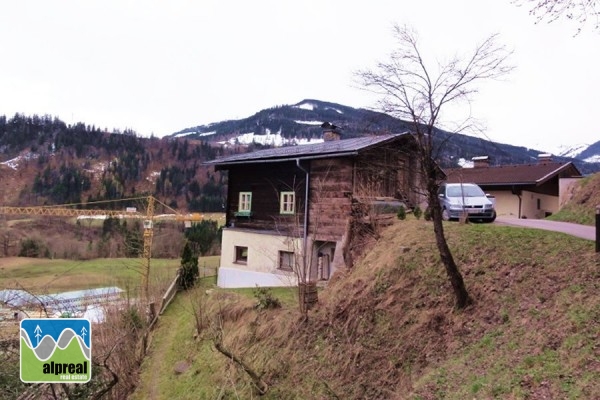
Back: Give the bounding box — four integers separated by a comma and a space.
442, 208, 450, 221
483, 211, 496, 223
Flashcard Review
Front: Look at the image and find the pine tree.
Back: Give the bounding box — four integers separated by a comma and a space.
178, 242, 198, 290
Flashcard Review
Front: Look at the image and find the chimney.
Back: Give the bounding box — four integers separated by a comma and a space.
538, 153, 553, 164
472, 156, 490, 168
321, 122, 342, 141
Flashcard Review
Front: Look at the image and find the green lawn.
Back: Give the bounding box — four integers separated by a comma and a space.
0, 256, 220, 294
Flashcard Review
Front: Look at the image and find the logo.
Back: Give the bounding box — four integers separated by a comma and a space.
20, 318, 91, 383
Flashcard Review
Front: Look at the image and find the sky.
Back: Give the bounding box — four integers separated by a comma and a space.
0, 0, 598, 154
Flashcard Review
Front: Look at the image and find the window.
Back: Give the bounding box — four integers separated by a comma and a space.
279, 251, 294, 271
235, 246, 248, 264
280, 191, 295, 214
239, 192, 252, 212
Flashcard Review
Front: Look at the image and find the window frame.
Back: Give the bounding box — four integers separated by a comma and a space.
278, 250, 294, 271
279, 191, 295, 214
234, 246, 248, 264
239, 192, 252, 212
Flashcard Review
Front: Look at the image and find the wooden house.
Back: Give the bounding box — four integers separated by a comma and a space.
208, 128, 424, 288
444, 155, 582, 219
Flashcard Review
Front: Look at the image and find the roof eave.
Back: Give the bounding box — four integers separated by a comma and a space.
536, 162, 580, 185
213, 150, 360, 170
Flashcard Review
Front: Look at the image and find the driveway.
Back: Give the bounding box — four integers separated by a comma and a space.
494, 216, 596, 241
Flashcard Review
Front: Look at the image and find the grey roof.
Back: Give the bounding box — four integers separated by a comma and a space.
207, 133, 410, 167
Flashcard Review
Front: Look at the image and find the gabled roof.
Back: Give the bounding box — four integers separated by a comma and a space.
444, 162, 581, 186
207, 133, 410, 168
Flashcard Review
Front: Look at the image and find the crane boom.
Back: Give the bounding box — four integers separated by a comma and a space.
0, 206, 144, 218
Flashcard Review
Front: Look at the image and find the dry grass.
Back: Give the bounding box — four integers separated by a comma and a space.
548, 172, 600, 225
137, 218, 600, 399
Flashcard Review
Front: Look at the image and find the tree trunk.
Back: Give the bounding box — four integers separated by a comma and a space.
429, 192, 471, 309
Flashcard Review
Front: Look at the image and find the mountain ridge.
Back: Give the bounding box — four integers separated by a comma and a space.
170, 99, 600, 173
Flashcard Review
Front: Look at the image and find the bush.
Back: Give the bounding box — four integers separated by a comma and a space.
397, 205, 406, 220
18, 238, 46, 258
424, 207, 432, 221
413, 205, 422, 220
253, 286, 281, 310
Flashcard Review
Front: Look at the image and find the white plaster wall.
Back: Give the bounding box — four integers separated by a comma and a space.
520, 190, 559, 219
218, 228, 299, 288
218, 267, 297, 288
487, 190, 520, 218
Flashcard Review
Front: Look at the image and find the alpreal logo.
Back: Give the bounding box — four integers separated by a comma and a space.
20, 318, 91, 383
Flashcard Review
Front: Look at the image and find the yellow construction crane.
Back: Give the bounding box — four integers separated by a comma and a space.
0, 195, 205, 300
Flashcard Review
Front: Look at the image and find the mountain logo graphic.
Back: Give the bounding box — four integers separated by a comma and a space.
20, 318, 91, 383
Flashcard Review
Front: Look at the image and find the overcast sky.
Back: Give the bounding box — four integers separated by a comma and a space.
1, 0, 598, 153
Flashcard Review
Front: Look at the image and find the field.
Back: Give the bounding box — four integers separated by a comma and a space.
0, 256, 220, 294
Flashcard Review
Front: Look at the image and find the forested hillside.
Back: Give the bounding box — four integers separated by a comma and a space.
0, 114, 227, 212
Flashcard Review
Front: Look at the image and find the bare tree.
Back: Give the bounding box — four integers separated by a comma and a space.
357, 25, 513, 309
516, 0, 600, 33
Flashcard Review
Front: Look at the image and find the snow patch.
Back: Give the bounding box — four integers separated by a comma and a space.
555, 143, 589, 159
174, 131, 197, 138
294, 102, 314, 111
218, 132, 324, 147
584, 154, 600, 163
325, 107, 343, 114
174, 130, 216, 138
0, 152, 39, 170
294, 120, 323, 125
146, 170, 161, 182
457, 158, 474, 168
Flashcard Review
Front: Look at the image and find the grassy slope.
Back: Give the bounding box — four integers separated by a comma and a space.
548, 172, 600, 225
131, 220, 599, 399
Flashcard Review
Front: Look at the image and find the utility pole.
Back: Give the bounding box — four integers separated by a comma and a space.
142, 196, 155, 300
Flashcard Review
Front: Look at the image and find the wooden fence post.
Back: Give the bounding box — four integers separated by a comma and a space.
596, 205, 600, 253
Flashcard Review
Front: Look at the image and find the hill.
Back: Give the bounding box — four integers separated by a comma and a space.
548, 172, 600, 225
171, 99, 600, 174
132, 219, 599, 399
0, 114, 227, 211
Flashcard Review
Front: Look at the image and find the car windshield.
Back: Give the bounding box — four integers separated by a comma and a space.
447, 185, 485, 198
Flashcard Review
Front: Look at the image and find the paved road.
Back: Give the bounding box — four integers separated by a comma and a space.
495, 216, 596, 241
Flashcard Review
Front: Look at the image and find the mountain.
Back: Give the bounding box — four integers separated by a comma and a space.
556, 141, 600, 164
1, 101, 598, 211
171, 99, 600, 174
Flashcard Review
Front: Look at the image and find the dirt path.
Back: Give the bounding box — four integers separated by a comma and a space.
131, 311, 178, 400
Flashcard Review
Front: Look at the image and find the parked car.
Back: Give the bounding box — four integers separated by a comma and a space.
438, 183, 496, 222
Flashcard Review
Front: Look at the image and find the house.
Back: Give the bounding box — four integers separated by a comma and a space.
444, 155, 582, 219
208, 127, 424, 288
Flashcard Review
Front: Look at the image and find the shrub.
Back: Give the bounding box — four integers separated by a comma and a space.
413, 205, 422, 220
18, 238, 46, 258
424, 207, 432, 221
397, 205, 406, 220
253, 286, 281, 310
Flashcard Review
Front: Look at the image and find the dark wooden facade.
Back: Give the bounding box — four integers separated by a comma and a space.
225, 135, 422, 241
225, 161, 307, 234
